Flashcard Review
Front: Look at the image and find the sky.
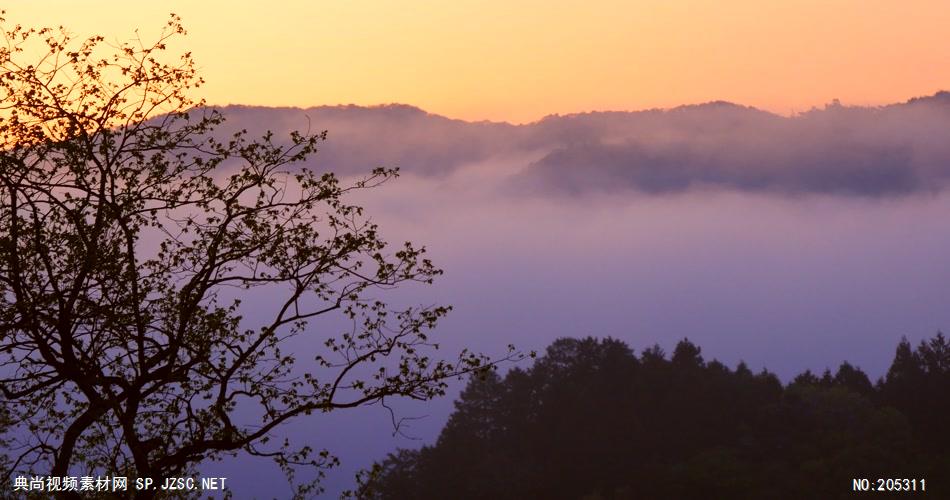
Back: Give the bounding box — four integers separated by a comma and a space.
6, 1, 950, 123
5, 2, 950, 497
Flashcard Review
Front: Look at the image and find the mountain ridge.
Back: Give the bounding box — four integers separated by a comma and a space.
208, 91, 950, 126
199, 92, 950, 197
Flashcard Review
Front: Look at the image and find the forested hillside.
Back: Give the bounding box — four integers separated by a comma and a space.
359, 335, 950, 499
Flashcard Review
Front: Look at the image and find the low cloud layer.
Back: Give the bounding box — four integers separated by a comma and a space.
215, 104, 519, 176
520, 97, 950, 196
215, 92, 950, 197
206, 96, 950, 496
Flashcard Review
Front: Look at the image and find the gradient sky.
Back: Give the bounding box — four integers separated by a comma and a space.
7, 1, 950, 123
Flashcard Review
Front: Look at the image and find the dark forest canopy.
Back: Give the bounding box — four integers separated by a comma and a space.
358, 334, 950, 499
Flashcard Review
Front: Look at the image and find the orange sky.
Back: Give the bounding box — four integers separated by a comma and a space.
6, 1, 950, 123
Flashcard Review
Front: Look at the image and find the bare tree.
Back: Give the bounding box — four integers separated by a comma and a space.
0, 13, 522, 498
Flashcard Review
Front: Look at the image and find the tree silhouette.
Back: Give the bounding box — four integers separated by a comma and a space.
880, 333, 950, 457
360, 335, 948, 499
0, 14, 521, 498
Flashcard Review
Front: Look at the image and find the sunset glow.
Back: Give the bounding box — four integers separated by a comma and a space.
8, 0, 950, 123
4, 2, 950, 497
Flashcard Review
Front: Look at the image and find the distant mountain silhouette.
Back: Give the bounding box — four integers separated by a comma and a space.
902, 90, 950, 107
204, 92, 950, 197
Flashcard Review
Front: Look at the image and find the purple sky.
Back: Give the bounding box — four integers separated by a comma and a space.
203, 94, 950, 497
